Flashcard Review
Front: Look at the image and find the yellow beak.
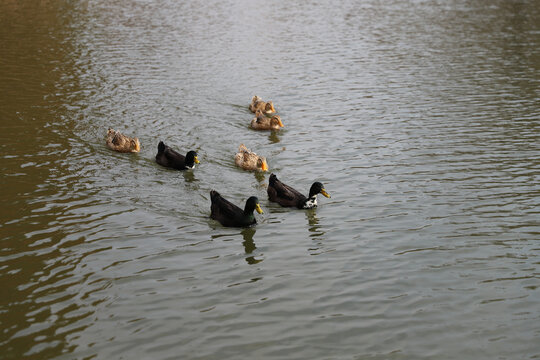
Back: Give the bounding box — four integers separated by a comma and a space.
261, 161, 268, 172
255, 203, 263, 214
194, 156, 200, 164
321, 189, 331, 198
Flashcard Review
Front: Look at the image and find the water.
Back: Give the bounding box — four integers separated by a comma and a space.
1, 0, 539, 359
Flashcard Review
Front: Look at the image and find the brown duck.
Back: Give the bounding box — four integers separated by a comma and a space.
249, 95, 276, 114
234, 144, 268, 172
106, 128, 140, 153
251, 109, 284, 130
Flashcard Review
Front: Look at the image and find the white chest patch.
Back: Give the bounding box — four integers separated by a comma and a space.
303, 196, 318, 209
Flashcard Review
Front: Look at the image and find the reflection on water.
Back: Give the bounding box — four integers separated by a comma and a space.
267, 131, 281, 144
253, 171, 267, 185
181, 168, 198, 183
241, 227, 257, 253
1, 0, 539, 359
241, 227, 263, 265
305, 209, 331, 256
305, 209, 323, 237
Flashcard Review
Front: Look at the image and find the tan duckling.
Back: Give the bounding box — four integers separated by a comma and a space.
106, 128, 140, 153
235, 144, 268, 172
249, 95, 276, 114
251, 109, 284, 131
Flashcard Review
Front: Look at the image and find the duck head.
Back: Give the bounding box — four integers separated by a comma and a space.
257, 157, 268, 172
131, 138, 141, 152
309, 182, 330, 198
271, 115, 284, 128
265, 102, 276, 114
245, 196, 264, 214
186, 150, 200, 167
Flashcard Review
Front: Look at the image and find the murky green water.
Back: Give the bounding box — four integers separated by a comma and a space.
1, 0, 539, 359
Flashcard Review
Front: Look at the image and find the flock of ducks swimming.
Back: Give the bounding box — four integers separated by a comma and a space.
105, 95, 330, 227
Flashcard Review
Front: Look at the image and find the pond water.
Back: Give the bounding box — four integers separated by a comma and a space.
1, 0, 539, 359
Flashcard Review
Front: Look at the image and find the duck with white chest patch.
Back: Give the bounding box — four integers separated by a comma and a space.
267, 173, 330, 209
155, 141, 199, 170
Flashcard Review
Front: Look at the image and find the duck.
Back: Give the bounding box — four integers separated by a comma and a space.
235, 144, 268, 172
210, 190, 263, 227
155, 141, 199, 170
251, 109, 284, 130
249, 95, 276, 114
106, 128, 140, 153
267, 173, 331, 209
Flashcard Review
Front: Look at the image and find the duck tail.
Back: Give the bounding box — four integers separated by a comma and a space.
210, 190, 220, 201
157, 141, 165, 153
238, 143, 248, 152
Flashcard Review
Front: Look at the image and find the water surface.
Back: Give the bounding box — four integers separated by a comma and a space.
1, 0, 539, 359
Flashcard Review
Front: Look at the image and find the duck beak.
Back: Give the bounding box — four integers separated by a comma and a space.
194, 156, 200, 164
278, 118, 284, 127
261, 161, 268, 172
255, 203, 264, 214
321, 189, 331, 198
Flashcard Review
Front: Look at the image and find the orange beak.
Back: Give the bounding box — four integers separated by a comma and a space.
321, 189, 331, 198
261, 160, 268, 172
255, 203, 263, 214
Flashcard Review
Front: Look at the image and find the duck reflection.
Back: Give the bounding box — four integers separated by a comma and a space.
182, 169, 197, 183
305, 209, 329, 256
268, 130, 281, 144
305, 209, 325, 238
242, 227, 256, 253
241, 227, 263, 265
253, 170, 266, 184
